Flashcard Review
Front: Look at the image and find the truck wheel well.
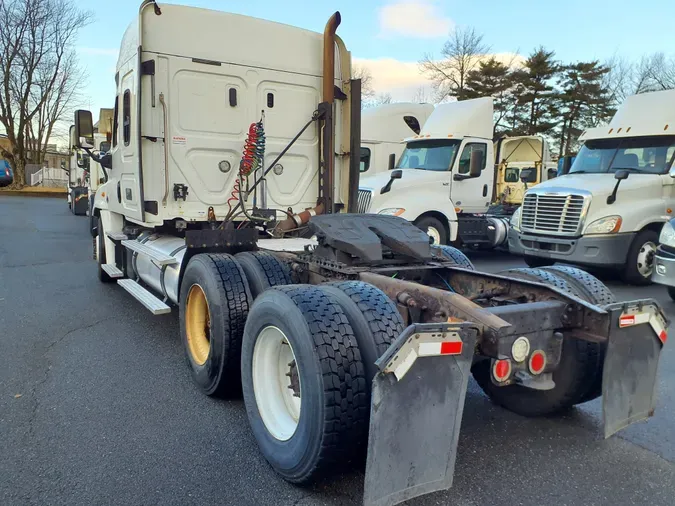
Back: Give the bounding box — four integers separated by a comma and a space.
415, 211, 449, 235
641, 222, 664, 235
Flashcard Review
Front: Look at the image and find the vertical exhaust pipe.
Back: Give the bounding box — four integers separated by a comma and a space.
322, 12, 341, 104
321, 12, 341, 214
276, 12, 341, 232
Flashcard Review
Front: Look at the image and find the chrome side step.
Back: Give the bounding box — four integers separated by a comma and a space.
101, 263, 124, 279
117, 279, 171, 315
121, 240, 177, 265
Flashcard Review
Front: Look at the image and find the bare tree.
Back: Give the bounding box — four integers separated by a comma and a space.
419, 27, 490, 101
352, 63, 375, 100
410, 86, 432, 103
0, 0, 90, 188
604, 52, 675, 106
363, 92, 393, 109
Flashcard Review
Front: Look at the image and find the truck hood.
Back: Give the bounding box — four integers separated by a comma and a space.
533, 173, 663, 198
359, 169, 446, 192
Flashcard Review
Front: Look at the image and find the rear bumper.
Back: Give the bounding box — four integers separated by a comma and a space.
653, 245, 675, 287
508, 230, 635, 266
0, 176, 12, 187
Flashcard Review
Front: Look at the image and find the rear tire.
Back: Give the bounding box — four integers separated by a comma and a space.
235, 251, 293, 299
523, 255, 554, 268
472, 267, 605, 416
241, 285, 367, 484
319, 281, 404, 386
179, 254, 251, 397
431, 245, 475, 270
540, 265, 615, 403
414, 216, 447, 245
622, 230, 658, 286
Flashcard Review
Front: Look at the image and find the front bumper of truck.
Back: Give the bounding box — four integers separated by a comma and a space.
653, 244, 675, 287
508, 230, 635, 266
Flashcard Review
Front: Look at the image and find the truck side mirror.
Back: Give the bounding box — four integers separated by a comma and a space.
469, 150, 483, 178
614, 169, 629, 181
607, 170, 629, 204
388, 153, 396, 171
74, 110, 94, 149
380, 169, 402, 194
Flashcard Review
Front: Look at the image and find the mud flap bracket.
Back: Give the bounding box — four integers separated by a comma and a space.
363, 323, 478, 506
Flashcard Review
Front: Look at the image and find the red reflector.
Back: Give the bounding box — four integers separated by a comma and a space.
659, 330, 668, 345
529, 351, 546, 375
493, 359, 511, 382
440, 341, 462, 355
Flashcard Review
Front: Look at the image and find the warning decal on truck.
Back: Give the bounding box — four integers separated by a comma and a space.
172, 136, 187, 145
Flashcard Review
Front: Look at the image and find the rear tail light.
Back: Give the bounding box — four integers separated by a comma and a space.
492, 359, 512, 382
529, 350, 547, 375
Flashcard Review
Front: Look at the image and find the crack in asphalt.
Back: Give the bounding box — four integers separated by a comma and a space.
25, 316, 116, 440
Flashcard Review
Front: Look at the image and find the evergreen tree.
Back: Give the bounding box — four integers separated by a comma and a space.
464, 57, 514, 136
511, 47, 561, 136
556, 61, 615, 154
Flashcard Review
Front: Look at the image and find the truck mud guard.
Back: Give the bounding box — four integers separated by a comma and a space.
601, 300, 668, 438
363, 322, 477, 506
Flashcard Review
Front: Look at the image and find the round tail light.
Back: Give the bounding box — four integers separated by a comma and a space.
492, 359, 512, 382
529, 350, 547, 375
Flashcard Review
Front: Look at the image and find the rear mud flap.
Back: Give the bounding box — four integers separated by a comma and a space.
363, 323, 478, 506
602, 302, 667, 438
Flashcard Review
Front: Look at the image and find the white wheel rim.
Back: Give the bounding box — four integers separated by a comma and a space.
637, 241, 656, 277
252, 326, 302, 441
427, 226, 441, 245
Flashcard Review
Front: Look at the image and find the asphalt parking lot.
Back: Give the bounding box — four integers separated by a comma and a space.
1, 195, 674, 506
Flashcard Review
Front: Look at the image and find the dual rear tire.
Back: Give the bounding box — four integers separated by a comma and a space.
180, 252, 399, 484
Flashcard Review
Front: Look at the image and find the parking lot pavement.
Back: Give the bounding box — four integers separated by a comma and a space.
1, 195, 674, 506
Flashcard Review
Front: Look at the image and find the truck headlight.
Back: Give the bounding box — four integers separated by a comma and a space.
510, 207, 522, 231
659, 221, 675, 247
585, 215, 622, 235
378, 208, 405, 217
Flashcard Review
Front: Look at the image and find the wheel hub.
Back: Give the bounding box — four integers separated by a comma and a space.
252, 326, 302, 441
186, 284, 211, 366
427, 226, 441, 245
637, 241, 656, 278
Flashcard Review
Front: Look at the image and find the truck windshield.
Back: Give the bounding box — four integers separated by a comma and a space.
397, 139, 461, 172
570, 136, 675, 175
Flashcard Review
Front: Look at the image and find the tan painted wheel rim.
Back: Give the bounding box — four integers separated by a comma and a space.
186, 284, 211, 366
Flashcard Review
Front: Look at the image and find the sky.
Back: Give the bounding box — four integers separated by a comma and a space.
76, 0, 673, 126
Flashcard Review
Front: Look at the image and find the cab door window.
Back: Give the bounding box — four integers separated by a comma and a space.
458, 143, 487, 174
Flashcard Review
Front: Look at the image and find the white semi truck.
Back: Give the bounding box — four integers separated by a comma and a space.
360, 102, 434, 175
73, 3, 668, 505
509, 89, 675, 285
357, 98, 556, 248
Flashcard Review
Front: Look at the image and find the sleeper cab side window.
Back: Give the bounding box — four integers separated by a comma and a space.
458, 143, 487, 174
112, 95, 119, 148
123, 90, 131, 146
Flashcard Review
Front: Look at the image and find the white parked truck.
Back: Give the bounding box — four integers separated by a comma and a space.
74, 3, 668, 505
509, 89, 675, 285
360, 102, 434, 175
357, 98, 556, 248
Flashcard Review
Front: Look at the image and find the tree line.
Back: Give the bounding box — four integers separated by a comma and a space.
358, 28, 675, 156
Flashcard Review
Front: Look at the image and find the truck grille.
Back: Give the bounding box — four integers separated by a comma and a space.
357, 189, 372, 213
521, 193, 586, 236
